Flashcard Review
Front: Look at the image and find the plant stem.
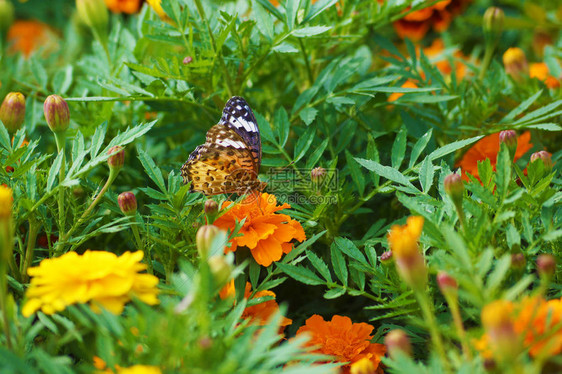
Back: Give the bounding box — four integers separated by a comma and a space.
447, 295, 471, 360
298, 39, 314, 86
54, 132, 67, 239
478, 41, 495, 81
56, 168, 119, 254
21, 219, 40, 283
0, 262, 13, 350
130, 220, 152, 274
415, 289, 449, 371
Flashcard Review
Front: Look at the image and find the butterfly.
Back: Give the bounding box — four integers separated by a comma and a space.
181, 96, 266, 196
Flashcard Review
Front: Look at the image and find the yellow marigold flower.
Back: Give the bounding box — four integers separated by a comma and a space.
22, 251, 159, 317
146, 0, 166, 18
480, 300, 519, 362
387, 216, 424, 259
481, 300, 514, 330
502, 47, 528, 80
350, 357, 376, 374
0, 185, 12, 219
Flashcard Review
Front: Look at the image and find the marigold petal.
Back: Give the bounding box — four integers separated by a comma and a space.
250, 235, 284, 266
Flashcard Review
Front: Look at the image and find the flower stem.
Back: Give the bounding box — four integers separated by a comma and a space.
446, 294, 472, 360
478, 41, 495, 81
56, 168, 119, 254
415, 289, 449, 370
130, 220, 152, 274
54, 131, 67, 240
21, 219, 40, 283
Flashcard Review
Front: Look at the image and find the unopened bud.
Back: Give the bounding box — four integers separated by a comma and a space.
0, 0, 15, 34
499, 130, 517, 159
436, 271, 458, 295
0, 92, 25, 134
537, 254, 556, 278
483, 7, 504, 36
198, 336, 212, 349
118, 191, 137, 216
107, 145, 124, 170
310, 167, 326, 185
183, 56, 193, 65
530, 151, 553, 171
503, 48, 528, 80
204, 199, 219, 223
444, 173, 464, 205
43, 95, 70, 133
196, 225, 220, 259
208, 255, 232, 286
76, 0, 108, 30
380, 250, 393, 265
511, 253, 525, 270
384, 329, 412, 359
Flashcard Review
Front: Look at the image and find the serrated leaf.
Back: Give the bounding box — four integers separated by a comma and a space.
90, 123, 107, 158
137, 148, 166, 193
409, 129, 433, 168
428, 135, 484, 161
46, 151, 64, 192
331, 242, 348, 286
303, 0, 339, 22
501, 90, 542, 123
419, 156, 434, 193
334, 237, 368, 266
274, 107, 290, 147
391, 127, 407, 169
324, 288, 346, 299
275, 263, 324, 285
292, 26, 332, 37
294, 126, 316, 163
355, 158, 416, 189
307, 251, 332, 282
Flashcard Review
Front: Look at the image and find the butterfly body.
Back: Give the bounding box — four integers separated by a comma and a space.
181, 97, 265, 196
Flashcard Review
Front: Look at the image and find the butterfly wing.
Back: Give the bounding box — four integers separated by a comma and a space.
220, 96, 261, 171
181, 124, 258, 195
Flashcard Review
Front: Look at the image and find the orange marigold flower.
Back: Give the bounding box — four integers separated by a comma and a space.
220, 280, 292, 327
387, 216, 424, 260
455, 131, 533, 181
422, 38, 470, 80
389, 0, 470, 41
104, 0, 142, 14
296, 315, 386, 374
213, 193, 306, 267
7, 20, 58, 58
529, 62, 560, 89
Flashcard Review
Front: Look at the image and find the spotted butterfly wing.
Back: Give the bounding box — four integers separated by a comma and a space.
180, 97, 264, 196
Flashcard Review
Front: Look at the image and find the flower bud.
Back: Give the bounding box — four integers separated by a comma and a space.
444, 173, 464, 206
118, 191, 137, 216
483, 7, 504, 36
481, 300, 519, 361
380, 250, 393, 265
384, 329, 412, 359
204, 199, 219, 223
436, 271, 458, 295
311, 167, 326, 185
511, 253, 525, 270
0, 0, 15, 34
499, 130, 517, 159
530, 151, 553, 171
196, 225, 220, 259
107, 145, 124, 171
0, 92, 25, 134
43, 95, 70, 133
537, 254, 556, 278
208, 255, 232, 286
76, 0, 108, 30
183, 56, 193, 65
388, 216, 427, 290
350, 357, 375, 374
502, 48, 528, 80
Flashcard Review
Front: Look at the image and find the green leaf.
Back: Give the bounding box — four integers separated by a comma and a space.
299, 107, 318, 125
345, 151, 365, 197
0, 121, 11, 151
334, 237, 368, 266
512, 99, 562, 124
307, 251, 332, 282
487, 255, 512, 293
89, 122, 107, 158
46, 151, 64, 192
275, 263, 324, 286
293, 126, 316, 163
391, 127, 407, 169
419, 156, 434, 193
523, 123, 562, 131
305, 138, 328, 169
137, 148, 166, 193
355, 158, 416, 190
428, 135, 484, 161
274, 107, 290, 147
495, 144, 511, 202
292, 26, 332, 37
303, 0, 339, 22
283, 230, 326, 263
324, 288, 346, 299
409, 129, 433, 168
399, 94, 458, 103
543, 230, 562, 241
285, 0, 301, 29
331, 242, 348, 286
255, 112, 276, 144
500, 90, 542, 124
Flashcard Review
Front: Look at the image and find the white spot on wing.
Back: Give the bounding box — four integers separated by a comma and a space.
217, 138, 245, 149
